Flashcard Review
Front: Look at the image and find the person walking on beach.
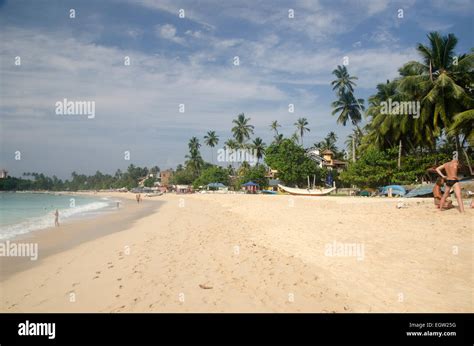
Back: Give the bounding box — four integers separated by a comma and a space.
136, 194, 140, 204
54, 209, 59, 227
436, 159, 464, 213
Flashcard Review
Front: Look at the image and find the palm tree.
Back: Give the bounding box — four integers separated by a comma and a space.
398, 32, 473, 149
232, 113, 254, 147
188, 136, 201, 153
273, 133, 284, 145
449, 109, 474, 146
270, 120, 281, 136
344, 127, 364, 162
185, 137, 203, 176
331, 65, 358, 95
252, 137, 266, 165
331, 91, 365, 126
294, 117, 310, 146
204, 131, 219, 164
290, 132, 300, 143
315, 132, 338, 152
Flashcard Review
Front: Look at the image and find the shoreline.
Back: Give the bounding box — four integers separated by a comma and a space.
0, 192, 162, 281
0, 193, 472, 312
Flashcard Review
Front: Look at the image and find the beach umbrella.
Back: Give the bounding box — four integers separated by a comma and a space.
242, 181, 259, 186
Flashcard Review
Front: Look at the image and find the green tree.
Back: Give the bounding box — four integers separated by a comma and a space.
252, 137, 266, 165
265, 139, 321, 186
270, 120, 281, 136
331, 65, 358, 95
294, 117, 310, 146
204, 130, 219, 163
232, 113, 254, 147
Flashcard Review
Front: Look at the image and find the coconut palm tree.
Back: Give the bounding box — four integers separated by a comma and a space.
204, 131, 219, 164
449, 109, 474, 146
331, 91, 365, 126
315, 132, 338, 152
294, 117, 310, 146
185, 137, 203, 176
270, 120, 281, 136
252, 137, 266, 165
398, 32, 474, 148
232, 113, 254, 147
290, 132, 300, 144
273, 133, 284, 145
331, 65, 358, 95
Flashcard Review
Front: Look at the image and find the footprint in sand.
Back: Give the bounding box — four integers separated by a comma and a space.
117, 278, 122, 281
93, 275, 100, 279
72, 282, 80, 287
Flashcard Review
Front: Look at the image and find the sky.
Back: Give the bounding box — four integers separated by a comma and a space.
0, 0, 473, 179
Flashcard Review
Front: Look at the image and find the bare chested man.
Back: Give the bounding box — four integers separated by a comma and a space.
436, 159, 464, 213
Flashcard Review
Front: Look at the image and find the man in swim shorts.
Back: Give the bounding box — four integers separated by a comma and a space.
436, 159, 464, 213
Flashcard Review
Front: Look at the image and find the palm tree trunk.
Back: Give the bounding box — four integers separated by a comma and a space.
398, 139, 402, 169
352, 137, 356, 163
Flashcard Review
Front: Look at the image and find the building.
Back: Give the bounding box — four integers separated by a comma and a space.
320, 149, 347, 171
159, 169, 173, 187
0, 169, 8, 179
306, 148, 347, 172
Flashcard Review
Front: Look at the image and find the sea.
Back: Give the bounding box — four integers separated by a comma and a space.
0, 192, 117, 240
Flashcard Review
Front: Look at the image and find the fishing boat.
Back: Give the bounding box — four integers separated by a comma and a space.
277, 184, 336, 196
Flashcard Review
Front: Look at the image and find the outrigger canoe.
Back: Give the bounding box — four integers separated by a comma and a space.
278, 184, 336, 196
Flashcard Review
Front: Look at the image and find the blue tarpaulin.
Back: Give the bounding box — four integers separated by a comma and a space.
242, 181, 259, 187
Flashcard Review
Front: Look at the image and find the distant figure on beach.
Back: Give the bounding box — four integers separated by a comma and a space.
433, 178, 453, 209
436, 159, 464, 213
116, 201, 120, 209
136, 194, 140, 204
54, 209, 59, 227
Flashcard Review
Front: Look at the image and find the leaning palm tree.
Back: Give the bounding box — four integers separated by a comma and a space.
232, 113, 254, 147
331, 91, 365, 126
204, 131, 219, 164
269, 120, 281, 136
252, 137, 266, 165
448, 109, 474, 146
294, 117, 310, 146
331, 65, 358, 95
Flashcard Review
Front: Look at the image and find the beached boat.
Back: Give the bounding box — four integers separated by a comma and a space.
277, 184, 336, 196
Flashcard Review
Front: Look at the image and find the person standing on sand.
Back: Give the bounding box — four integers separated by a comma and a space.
54, 209, 59, 227
436, 159, 464, 213
136, 194, 140, 204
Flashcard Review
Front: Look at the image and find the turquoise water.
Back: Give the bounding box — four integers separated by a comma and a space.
0, 192, 114, 240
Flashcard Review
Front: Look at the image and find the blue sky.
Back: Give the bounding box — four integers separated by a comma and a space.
1, 0, 473, 178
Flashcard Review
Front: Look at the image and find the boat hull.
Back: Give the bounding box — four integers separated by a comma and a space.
278, 184, 336, 196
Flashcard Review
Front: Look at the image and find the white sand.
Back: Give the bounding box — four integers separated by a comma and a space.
1, 193, 472, 312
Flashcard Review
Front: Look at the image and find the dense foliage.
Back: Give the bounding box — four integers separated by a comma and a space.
264, 139, 321, 186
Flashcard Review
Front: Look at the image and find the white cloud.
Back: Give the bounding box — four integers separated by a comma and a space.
155, 24, 186, 45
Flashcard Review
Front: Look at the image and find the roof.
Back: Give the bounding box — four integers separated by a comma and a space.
321, 149, 334, 155
207, 182, 226, 188
242, 181, 259, 186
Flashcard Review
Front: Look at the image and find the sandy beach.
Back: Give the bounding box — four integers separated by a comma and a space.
0, 193, 472, 313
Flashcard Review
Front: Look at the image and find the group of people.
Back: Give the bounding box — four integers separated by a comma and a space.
433, 158, 473, 212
